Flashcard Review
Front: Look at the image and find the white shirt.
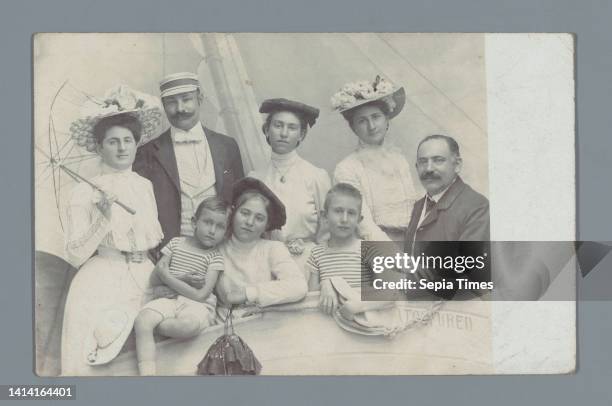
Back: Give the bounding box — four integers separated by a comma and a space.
417, 177, 456, 228
171, 122, 217, 236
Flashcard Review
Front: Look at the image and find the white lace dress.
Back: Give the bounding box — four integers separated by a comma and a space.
334, 143, 417, 241
60, 165, 163, 376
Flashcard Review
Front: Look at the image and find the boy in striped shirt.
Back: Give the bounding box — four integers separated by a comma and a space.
135, 196, 230, 375
307, 183, 381, 319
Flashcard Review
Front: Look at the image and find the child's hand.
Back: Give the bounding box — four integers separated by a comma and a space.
179, 272, 206, 288
319, 279, 339, 315
338, 300, 364, 321
286, 239, 305, 256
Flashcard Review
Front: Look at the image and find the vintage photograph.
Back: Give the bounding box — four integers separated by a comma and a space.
34, 33, 574, 376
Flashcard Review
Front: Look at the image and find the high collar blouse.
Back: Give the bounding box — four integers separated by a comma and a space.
65, 163, 164, 267
249, 151, 331, 243
333, 142, 417, 240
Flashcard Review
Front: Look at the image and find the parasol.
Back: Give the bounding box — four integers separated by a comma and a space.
197, 307, 262, 375
35, 81, 164, 258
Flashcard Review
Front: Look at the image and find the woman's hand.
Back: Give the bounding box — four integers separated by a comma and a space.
286, 239, 305, 256
319, 279, 339, 315
95, 191, 117, 220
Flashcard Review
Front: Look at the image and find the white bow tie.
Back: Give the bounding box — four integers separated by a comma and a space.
174, 133, 202, 144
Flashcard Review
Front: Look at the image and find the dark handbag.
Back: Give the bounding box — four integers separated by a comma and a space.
197, 307, 262, 375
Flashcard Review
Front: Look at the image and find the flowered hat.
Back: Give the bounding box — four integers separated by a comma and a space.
231, 177, 286, 231
259, 98, 320, 128
331, 75, 406, 120
69, 85, 163, 152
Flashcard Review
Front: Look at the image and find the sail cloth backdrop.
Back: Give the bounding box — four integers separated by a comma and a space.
34, 33, 489, 375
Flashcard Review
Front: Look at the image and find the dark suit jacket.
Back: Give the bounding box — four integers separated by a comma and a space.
405, 176, 489, 249
404, 176, 490, 298
133, 125, 245, 251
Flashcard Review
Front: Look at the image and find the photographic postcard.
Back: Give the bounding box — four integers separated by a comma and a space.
33, 33, 575, 376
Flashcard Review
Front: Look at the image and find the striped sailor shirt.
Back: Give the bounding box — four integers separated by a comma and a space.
161, 237, 224, 285
306, 239, 378, 289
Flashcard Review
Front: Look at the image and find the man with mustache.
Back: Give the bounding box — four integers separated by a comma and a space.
405, 134, 489, 245
402, 135, 490, 299
134, 72, 245, 257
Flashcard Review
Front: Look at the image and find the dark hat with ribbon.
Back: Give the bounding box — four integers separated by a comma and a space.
231, 177, 286, 231
259, 98, 320, 128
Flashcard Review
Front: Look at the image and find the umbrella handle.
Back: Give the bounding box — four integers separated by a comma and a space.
113, 200, 136, 215
59, 164, 136, 215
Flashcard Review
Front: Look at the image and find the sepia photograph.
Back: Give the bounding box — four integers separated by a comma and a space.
33, 33, 574, 376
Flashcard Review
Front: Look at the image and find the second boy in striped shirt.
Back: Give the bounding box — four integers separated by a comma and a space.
307, 183, 381, 317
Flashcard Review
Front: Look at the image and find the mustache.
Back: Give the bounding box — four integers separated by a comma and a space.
420, 171, 442, 181
170, 111, 195, 120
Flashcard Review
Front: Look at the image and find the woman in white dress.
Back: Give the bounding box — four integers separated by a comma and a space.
249, 98, 331, 274
331, 76, 418, 242
61, 87, 164, 375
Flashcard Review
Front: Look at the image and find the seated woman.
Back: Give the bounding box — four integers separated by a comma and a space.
331, 76, 418, 242
61, 86, 164, 375
249, 98, 330, 275
215, 177, 308, 314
